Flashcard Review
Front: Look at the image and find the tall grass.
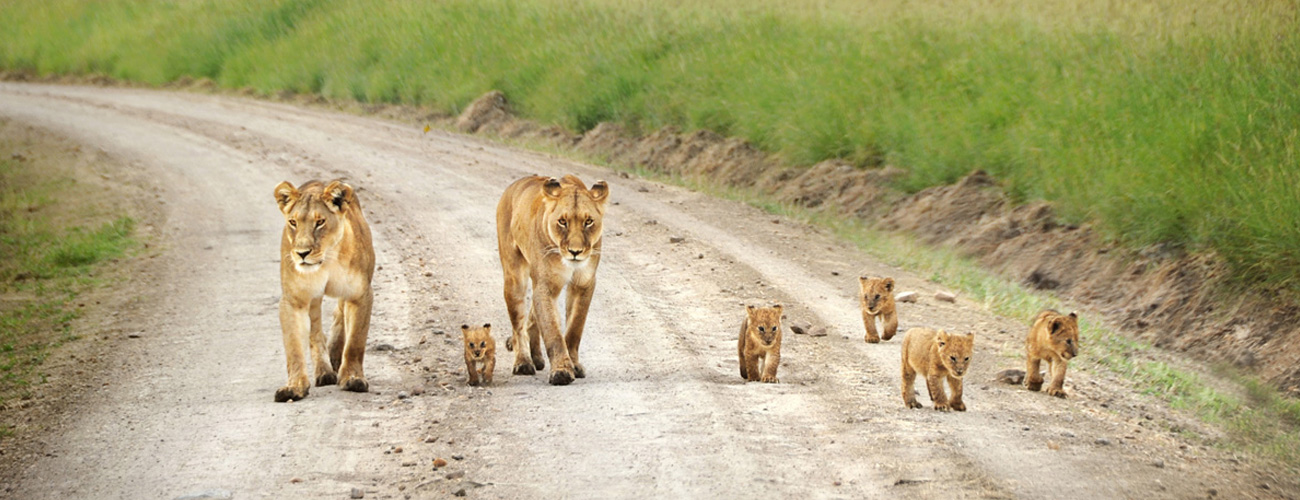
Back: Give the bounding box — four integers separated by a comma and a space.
2, 0, 1298, 288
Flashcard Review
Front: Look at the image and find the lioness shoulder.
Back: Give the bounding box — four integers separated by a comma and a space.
900, 327, 974, 411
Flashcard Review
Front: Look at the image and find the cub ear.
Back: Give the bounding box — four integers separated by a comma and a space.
274, 181, 299, 214
589, 180, 609, 204
859, 276, 870, 283
1068, 311, 1078, 319
772, 304, 783, 313
542, 177, 564, 199
483, 323, 491, 329
461, 324, 469, 331
938, 331, 950, 344
883, 277, 895, 292
321, 180, 354, 214
1050, 318, 1064, 334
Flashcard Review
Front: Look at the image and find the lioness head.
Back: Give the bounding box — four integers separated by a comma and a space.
461, 323, 493, 361
745, 304, 784, 346
542, 176, 609, 263
1047, 311, 1080, 360
274, 180, 356, 273
937, 331, 974, 377
859, 276, 895, 314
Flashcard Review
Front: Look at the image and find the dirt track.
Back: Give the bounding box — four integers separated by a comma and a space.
0, 83, 1290, 499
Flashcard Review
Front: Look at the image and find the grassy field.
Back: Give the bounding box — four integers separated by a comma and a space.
0, 0, 1297, 291
0, 156, 135, 404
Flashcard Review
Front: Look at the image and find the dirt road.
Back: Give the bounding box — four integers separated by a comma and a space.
0, 83, 1284, 499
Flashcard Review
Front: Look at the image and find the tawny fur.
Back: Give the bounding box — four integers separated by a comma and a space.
273, 180, 375, 402
1025, 309, 1080, 398
461, 323, 496, 387
901, 328, 974, 411
859, 276, 898, 343
496, 175, 609, 386
737, 305, 784, 383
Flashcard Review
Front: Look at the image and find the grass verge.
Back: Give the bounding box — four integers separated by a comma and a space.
0, 0, 1298, 291
0, 157, 135, 404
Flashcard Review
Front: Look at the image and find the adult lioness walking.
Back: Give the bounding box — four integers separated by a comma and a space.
273, 180, 376, 402
497, 175, 609, 385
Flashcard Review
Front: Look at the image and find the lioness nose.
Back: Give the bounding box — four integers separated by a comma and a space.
296, 250, 311, 259
568, 249, 581, 257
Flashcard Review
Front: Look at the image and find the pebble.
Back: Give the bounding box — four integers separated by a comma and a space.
350, 487, 365, 499
452, 454, 465, 460
289, 478, 302, 484
1095, 437, 1112, 446
433, 458, 448, 468
895, 291, 918, 303
789, 321, 813, 335
397, 391, 410, 399
1153, 459, 1165, 468
993, 369, 1026, 385
808, 326, 828, 337
173, 490, 233, 500
394, 447, 403, 454
411, 387, 424, 396
669, 236, 686, 243
401, 461, 416, 467
637, 186, 649, 193
424, 435, 438, 443
934, 291, 957, 303
446, 471, 465, 480
1062, 431, 1076, 438
453, 489, 467, 497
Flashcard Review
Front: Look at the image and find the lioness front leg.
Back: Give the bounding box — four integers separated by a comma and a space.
564, 276, 597, 378
927, 374, 950, 411
1046, 359, 1069, 398
276, 297, 312, 402
503, 266, 537, 375
309, 297, 337, 387
533, 283, 575, 386
335, 289, 372, 393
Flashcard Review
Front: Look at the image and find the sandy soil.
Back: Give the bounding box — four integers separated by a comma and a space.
0, 82, 1292, 499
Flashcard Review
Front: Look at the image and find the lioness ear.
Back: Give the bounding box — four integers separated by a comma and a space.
321, 181, 354, 213
274, 181, 299, 214
884, 278, 895, 292
589, 181, 609, 204
542, 177, 563, 199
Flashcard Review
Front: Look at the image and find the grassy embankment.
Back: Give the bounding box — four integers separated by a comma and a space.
1, 0, 1297, 465
0, 156, 134, 416
1, 0, 1297, 289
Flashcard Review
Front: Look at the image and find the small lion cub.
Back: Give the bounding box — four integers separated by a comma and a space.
901, 327, 974, 411
461, 323, 496, 387
1025, 310, 1080, 398
859, 276, 899, 343
737, 304, 784, 383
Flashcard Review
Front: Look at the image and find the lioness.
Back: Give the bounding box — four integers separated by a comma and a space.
737, 304, 784, 383
901, 327, 974, 411
496, 175, 609, 385
461, 323, 496, 387
1025, 309, 1080, 398
273, 180, 375, 402
859, 276, 898, 343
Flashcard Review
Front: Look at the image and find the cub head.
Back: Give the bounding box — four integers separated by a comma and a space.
1047, 311, 1080, 360
745, 304, 784, 346
461, 323, 494, 361
858, 276, 896, 315
541, 176, 609, 263
274, 180, 356, 273
937, 331, 975, 377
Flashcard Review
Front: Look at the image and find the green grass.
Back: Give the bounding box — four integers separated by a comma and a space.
0, 159, 135, 403
1, 0, 1298, 291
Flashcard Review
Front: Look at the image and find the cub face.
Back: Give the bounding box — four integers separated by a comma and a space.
859, 276, 895, 315
1047, 312, 1080, 360
542, 177, 610, 263
274, 180, 354, 273
745, 305, 784, 346
937, 331, 974, 377
461, 323, 494, 361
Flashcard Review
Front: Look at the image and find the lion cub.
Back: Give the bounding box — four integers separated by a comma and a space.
461, 323, 496, 387
859, 276, 899, 343
901, 327, 974, 411
1025, 310, 1080, 398
737, 305, 784, 383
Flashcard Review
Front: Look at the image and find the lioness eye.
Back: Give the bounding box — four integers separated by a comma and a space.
558, 218, 567, 227
584, 217, 594, 227
315, 219, 325, 228
288, 220, 297, 228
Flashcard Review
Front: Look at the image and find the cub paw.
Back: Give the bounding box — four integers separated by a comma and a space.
572, 362, 586, 379
505, 337, 515, 352
274, 385, 308, 403
1025, 380, 1043, 392
341, 376, 369, 393
904, 399, 923, 410
934, 403, 951, 412
1046, 387, 1068, 398
864, 335, 881, 344
950, 401, 967, 412
513, 362, 536, 375
760, 375, 779, 383
315, 372, 338, 387
548, 369, 575, 386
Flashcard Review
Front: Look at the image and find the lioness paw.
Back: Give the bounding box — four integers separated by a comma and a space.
513, 363, 536, 375
1046, 387, 1068, 398
315, 372, 338, 387
341, 376, 369, 393
950, 401, 967, 412
548, 369, 575, 386
905, 400, 923, 409
572, 362, 586, 379
274, 385, 308, 403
